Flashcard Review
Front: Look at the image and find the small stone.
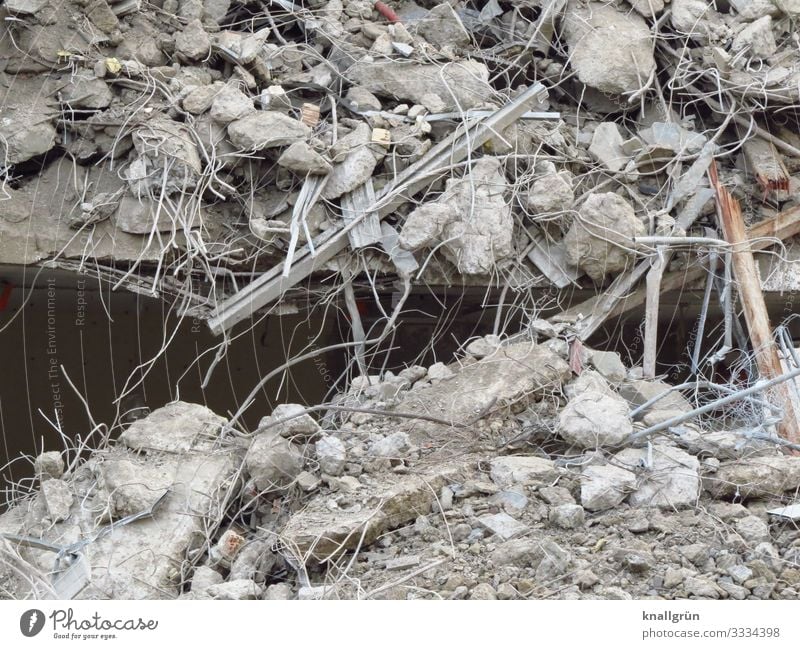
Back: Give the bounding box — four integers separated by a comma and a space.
589, 122, 628, 172
426, 362, 454, 381
296, 471, 321, 492
176, 19, 211, 61
34, 451, 64, 480
535, 541, 572, 581
684, 576, 721, 599
316, 436, 347, 476
277, 142, 332, 175
527, 171, 574, 214
41, 479, 73, 522
478, 512, 528, 541
368, 432, 413, 461
496, 583, 517, 599
212, 529, 246, 566
728, 564, 753, 584
680, 544, 711, 567
718, 581, 749, 600
735, 516, 770, 544
627, 515, 650, 534
549, 504, 585, 529
664, 567, 690, 588
575, 569, 600, 589
470, 583, 497, 600
264, 403, 321, 439
488, 489, 528, 514
451, 523, 472, 542
298, 585, 330, 600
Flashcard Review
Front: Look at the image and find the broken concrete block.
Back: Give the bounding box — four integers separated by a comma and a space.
535, 540, 572, 581
245, 430, 305, 492
426, 362, 454, 381
563, 192, 646, 283
0, 115, 56, 165
176, 19, 212, 61
5, 0, 49, 14
214, 28, 270, 64
128, 116, 202, 195
229, 539, 276, 582
619, 378, 692, 414
703, 456, 800, 499
120, 401, 225, 453
526, 171, 574, 214
277, 142, 332, 175
34, 451, 64, 480
95, 457, 172, 518
322, 123, 380, 199
615, 444, 700, 508
209, 85, 255, 123
395, 343, 570, 442
549, 504, 585, 529
182, 83, 221, 114
227, 112, 310, 150
280, 460, 471, 560
589, 351, 627, 384
416, 3, 471, 48
589, 123, 628, 172
61, 77, 113, 109
346, 60, 493, 113
345, 86, 382, 112
368, 431, 413, 461
557, 390, 633, 448
489, 456, 561, 488
441, 157, 514, 274
564, 369, 617, 399
41, 479, 73, 523
399, 203, 456, 250
563, 2, 656, 95
477, 512, 528, 540
264, 583, 293, 599
581, 463, 637, 512
316, 436, 347, 476
731, 16, 777, 58
262, 403, 321, 440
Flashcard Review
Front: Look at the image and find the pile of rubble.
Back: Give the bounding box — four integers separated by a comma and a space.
3, 338, 800, 600
3, 0, 799, 323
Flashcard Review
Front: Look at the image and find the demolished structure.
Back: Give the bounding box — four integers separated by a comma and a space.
3, 0, 800, 600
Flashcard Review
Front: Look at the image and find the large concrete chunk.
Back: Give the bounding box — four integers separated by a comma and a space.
563, 192, 646, 283
120, 401, 226, 453
489, 456, 562, 488
392, 342, 571, 442
227, 112, 310, 150
703, 456, 800, 499
245, 430, 304, 492
615, 445, 700, 508
280, 459, 472, 561
581, 463, 637, 511
0, 402, 239, 599
563, 2, 656, 96
557, 390, 633, 448
399, 157, 514, 275
346, 60, 493, 113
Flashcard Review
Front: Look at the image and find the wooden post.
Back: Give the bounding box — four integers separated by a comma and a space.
709, 161, 800, 447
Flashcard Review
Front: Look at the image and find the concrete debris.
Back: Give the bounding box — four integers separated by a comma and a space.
316, 436, 347, 476
346, 60, 493, 113
4, 0, 800, 605
245, 430, 304, 493
563, 193, 646, 283
563, 1, 656, 95
227, 112, 310, 150
557, 391, 633, 448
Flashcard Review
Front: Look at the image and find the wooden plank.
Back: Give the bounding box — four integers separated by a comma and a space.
709, 160, 800, 447
642, 247, 666, 378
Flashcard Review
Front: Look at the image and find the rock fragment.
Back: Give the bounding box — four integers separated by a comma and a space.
227, 112, 310, 150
